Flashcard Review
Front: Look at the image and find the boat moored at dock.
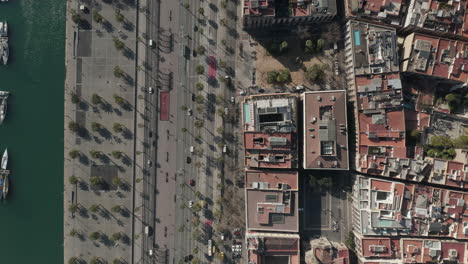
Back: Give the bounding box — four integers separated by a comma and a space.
0, 91, 9, 125
0, 149, 9, 200
0, 21, 8, 65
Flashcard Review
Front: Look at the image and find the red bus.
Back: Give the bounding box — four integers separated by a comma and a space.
160, 91, 169, 121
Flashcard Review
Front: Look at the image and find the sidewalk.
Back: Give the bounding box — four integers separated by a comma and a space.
63, 0, 140, 263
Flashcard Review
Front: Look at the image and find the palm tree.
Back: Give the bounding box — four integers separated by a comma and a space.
89, 204, 100, 213
91, 93, 102, 105
112, 177, 123, 187
68, 121, 80, 133
111, 205, 123, 213
111, 232, 122, 241
195, 65, 204, 75
91, 122, 102, 132
69, 150, 80, 159
68, 204, 79, 213
112, 151, 123, 159
90, 256, 100, 264
198, 7, 205, 16
216, 108, 225, 118
69, 229, 78, 237
93, 11, 104, 23
177, 225, 185, 232
68, 257, 80, 264
68, 175, 79, 185
196, 46, 206, 55
113, 258, 122, 264
220, 0, 227, 8
113, 37, 125, 50
191, 228, 201, 240
71, 12, 82, 25
194, 120, 204, 129
181, 128, 188, 133
70, 92, 80, 104
113, 66, 124, 78
113, 123, 124, 133
90, 176, 103, 186
89, 150, 102, 159
195, 82, 204, 91
115, 9, 125, 22
220, 18, 227, 26
113, 94, 126, 106
195, 95, 204, 104
89, 232, 100, 241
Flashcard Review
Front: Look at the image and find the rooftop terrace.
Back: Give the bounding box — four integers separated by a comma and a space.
345, 20, 400, 76
402, 33, 468, 83
243, 94, 297, 133
246, 170, 299, 233
246, 232, 300, 264
404, 0, 468, 37
354, 175, 468, 239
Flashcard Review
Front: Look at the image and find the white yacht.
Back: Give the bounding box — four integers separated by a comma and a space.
0, 97, 7, 125
2, 42, 8, 65
1, 149, 7, 170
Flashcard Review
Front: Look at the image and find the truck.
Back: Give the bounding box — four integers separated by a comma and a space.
208, 239, 213, 257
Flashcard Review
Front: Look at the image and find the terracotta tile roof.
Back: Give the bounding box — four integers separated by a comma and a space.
303, 91, 349, 170
361, 237, 392, 258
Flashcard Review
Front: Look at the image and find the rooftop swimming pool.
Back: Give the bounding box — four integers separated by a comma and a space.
354, 30, 361, 46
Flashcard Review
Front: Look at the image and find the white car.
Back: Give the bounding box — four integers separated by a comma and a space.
188, 200, 193, 208
230, 97, 235, 103
239, 90, 246, 96
222, 145, 227, 153
187, 109, 193, 116
147, 160, 152, 166
334, 61, 339, 76
220, 234, 225, 240
148, 87, 154, 94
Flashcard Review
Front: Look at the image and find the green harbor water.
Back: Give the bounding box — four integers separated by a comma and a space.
0, 0, 64, 263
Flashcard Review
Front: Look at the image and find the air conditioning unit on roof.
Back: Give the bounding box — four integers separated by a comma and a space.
449, 249, 458, 258
370, 245, 386, 253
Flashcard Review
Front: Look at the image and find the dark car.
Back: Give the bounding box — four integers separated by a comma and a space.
189, 179, 195, 186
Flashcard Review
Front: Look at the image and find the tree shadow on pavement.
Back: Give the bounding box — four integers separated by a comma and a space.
79, 180, 89, 191
122, 155, 132, 167
123, 21, 134, 32
98, 127, 112, 140
79, 155, 90, 166
102, 20, 114, 33
78, 207, 90, 219
123, 47, 135, 60
122, 129, 133, 140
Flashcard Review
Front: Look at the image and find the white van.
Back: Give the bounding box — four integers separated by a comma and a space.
190, 146, 194, 153
223, 145, 227, 153
144, 226, 150, 236
149, 249, 153, 256
148, 39, 155, 48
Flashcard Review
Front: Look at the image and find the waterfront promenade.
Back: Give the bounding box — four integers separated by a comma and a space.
63, 0, 146, 263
